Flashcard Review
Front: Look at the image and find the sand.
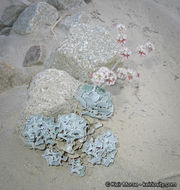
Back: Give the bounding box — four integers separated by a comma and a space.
0, 0, 180, 189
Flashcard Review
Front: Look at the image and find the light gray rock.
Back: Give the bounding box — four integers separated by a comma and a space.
0, 27, 11, 36
60, 12, 89, 30
84, 0, 91, 3
0, 61, 28, 93
47, 0, 85, 10
1, 5, 27, 27
10, 0, 31, 6
46, 23, 120, 82
23, 45, 46, 67
0, 20, 5, 31
12, 2, 58, 35
24, 69, 81, 118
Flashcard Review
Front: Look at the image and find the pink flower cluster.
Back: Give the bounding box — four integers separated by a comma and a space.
91, 67, 140, 86
90, 24, 154, 87
115, 23, 154, 58
117, 33, 127, 45
116, 24, 132, 59
116, 68, 140, 81
116, 24, 127, 45
91, 67, 117, 86
120, 47, 132, 59
136, 42, 154, 56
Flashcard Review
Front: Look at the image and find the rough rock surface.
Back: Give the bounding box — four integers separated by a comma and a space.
84, 0, 91, 3
60, 12, 89, 31
47, 0, 85, 10
10, 0, 31, 6
46, 23, 120, 82
0, 20, 5, 31
12, 2, 58, 35
23, 45, 46, 67
24, 69, 81, 118
0, 27, 11, 36
0, 61, 28, 93
1, 4, 27, 27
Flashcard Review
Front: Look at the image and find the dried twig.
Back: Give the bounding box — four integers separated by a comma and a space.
51, 13, 72, 41
91, 10, 105, 23
51, 16, 62, 41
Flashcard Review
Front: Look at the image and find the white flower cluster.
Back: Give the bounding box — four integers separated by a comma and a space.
117, 33, 127, 45
91, 66, 140, 86
91, 67, 117, 86
136, 42, 154, 56
116, 68, 140, 81
120, 47, 132, 59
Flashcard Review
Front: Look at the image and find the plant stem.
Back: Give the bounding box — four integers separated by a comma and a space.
111, 58, 122, 71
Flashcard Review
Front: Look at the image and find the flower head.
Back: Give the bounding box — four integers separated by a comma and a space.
117, 33, 127, 45
116, 67, 128, 80
91, 67, 117, 86
136, 42, 154, 56
127, 69, 140, 80
91, 70, 105, 86
136, 45, 147, 56
106, 70, 117, 86
117, 67, 140, 81
145, 42, 154, 53
120, 47, 132, 59
98, 67, 111, 80
116, 24, 126, 33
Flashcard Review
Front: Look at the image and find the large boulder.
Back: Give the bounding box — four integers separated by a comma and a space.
1, 4, 27, 27
12, 2, 58, 35
46, 23, 120, 82
0, 61, 28, 93
24, 69, 81, 118
60, 12, 89, 31
46, 0, 85, 10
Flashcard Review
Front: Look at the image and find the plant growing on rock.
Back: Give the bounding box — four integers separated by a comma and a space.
22, 23, 154, 177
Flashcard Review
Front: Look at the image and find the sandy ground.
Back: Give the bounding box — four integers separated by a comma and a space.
0, 0, 180, 190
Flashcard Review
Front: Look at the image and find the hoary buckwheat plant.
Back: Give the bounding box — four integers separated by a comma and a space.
22, 23, 155, 177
